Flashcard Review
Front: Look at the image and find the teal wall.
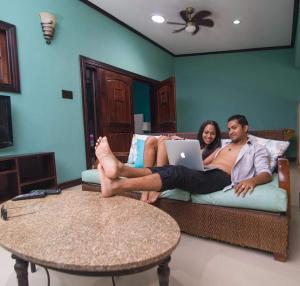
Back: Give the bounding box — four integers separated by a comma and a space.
175, 49, 300, 155
0, 0, 174, 183
0, 0, 299, 182
132, 81, 151, 122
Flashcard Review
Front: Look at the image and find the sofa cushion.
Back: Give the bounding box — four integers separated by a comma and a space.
82, 171, 287, 212
127, 134, 149, 164
159, 189, 191, 201
190, 174, 287, 212
127, 134, 160, 164
82, 169, 100, 184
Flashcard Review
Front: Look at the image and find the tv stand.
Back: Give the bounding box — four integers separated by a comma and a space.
0, 152, 57, 202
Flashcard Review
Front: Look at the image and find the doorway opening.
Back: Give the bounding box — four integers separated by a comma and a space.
132, 80, 151, 134
80, 55, 176, 169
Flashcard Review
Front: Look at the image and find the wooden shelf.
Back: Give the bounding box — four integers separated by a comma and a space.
0, 153, 57, 200
0, 169, 17, 175
20, 176, 56, 187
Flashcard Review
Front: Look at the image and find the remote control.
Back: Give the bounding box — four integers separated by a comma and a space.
30, 189, 61, 195
12, 191, 47, 201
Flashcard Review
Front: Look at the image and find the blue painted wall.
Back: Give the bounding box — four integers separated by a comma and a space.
132, 81, 151, 122
175, 49, 300, 155
0, 0, 299, 182
0, 0, 174, 182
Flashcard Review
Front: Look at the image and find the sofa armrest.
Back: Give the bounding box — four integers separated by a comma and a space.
277, 158, 291, 217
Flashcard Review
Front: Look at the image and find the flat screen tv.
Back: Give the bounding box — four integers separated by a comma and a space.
0, 95, 13, 148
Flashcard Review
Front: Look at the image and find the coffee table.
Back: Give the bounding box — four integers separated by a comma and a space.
0, 190, 180, 286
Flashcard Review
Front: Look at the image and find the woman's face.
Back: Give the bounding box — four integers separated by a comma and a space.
202, 124, 217, 145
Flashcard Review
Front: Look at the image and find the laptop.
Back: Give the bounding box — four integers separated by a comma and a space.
165, 139, 216, 171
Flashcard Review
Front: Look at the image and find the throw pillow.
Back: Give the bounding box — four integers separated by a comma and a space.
127, 134, 149, 164
134, 139, 145, 168
248, 134, 290, 171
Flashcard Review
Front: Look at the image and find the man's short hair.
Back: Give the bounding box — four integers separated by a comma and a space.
227, 114, 248, 127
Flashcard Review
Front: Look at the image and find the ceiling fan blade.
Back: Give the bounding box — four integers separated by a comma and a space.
179, 10, 189, 22
167, 21, 186, 25
192, 10, 212, 22
192, 25, 200, 35
197, 19, 214, 27
173, 27, 186, 33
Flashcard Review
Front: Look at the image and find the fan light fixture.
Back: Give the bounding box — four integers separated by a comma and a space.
167, 7, 214, 35
233, 19, 240, 25
151, 15, 165, 23
185, 23, 196, 33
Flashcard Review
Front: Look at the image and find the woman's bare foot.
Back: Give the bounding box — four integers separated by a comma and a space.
140, 191, 160, 204
98, 164, 119, 198
95, 137, 123, 178
147, 191, 161, 203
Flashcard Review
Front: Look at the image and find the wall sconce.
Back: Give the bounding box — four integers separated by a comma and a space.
39, 12, 56, 44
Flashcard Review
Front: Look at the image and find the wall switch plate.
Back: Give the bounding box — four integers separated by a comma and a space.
62, 90, 73, 99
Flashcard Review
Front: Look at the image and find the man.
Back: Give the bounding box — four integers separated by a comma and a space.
96, 115, 272, 199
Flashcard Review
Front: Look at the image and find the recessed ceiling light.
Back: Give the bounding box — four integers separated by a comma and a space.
233, 19, 240, 25
151, 15, 165, 24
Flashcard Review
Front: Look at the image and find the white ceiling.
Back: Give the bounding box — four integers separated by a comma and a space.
87, 0, 296, 55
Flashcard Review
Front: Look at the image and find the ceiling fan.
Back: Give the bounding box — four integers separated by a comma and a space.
167, 7, 214, 35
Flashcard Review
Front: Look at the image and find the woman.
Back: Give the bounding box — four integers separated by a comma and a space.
141, 120, 221, 203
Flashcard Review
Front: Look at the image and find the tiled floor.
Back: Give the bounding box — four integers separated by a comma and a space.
0, 164, 299, 286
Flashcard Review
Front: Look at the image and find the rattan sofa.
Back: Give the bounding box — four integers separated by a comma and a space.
82, 129, 294, 262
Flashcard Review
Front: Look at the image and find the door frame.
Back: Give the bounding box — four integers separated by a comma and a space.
298, 102, 300, 165
79, 55, 159, 168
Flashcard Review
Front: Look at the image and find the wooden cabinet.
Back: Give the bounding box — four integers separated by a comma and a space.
0, 153, 57, 202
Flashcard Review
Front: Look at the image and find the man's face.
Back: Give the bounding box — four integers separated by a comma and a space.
227, 119, 248, 143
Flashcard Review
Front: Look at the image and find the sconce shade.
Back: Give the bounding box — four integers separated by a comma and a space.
39, 12, 56, 44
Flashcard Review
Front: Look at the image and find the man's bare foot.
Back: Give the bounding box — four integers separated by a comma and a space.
95, 136, 123, 179
95, 137, 102, 151
98, 164, 119, 198
147, 191, 161, 204
140, 191, 150, 203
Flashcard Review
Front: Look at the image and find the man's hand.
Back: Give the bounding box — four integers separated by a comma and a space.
234, 178, 256, 197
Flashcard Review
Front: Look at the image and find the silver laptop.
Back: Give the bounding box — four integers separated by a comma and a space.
165, 139, 216, 171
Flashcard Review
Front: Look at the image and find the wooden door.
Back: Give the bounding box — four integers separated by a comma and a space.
152, 77, 176, 133
99, 69, 134, 162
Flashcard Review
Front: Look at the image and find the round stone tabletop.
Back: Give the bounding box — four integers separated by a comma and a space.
0, 190, 180, 272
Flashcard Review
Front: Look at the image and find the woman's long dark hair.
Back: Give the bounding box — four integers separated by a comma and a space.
197, 120, 221, 159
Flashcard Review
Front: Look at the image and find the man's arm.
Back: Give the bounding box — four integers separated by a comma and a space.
234, 172, 272, 197
235, 144, 272, 197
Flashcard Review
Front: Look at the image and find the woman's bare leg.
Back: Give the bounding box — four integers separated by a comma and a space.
156, 136, 169, 166
141, 136, 159, 202
147, 136, 170, 203
143, 136, 158, 167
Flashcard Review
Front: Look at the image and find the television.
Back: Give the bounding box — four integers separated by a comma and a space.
0, 95, 13, 148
